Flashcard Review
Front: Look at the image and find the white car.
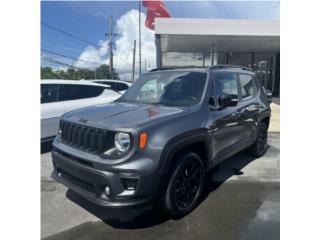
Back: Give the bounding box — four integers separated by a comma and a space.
41, 80, 120, 142
89, 79, 132, 94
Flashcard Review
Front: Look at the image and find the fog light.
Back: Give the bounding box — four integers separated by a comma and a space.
105, 186, 111, 196
121, 178, 138, 190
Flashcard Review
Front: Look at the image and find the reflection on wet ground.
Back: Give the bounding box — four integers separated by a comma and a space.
44, 182, 279, 240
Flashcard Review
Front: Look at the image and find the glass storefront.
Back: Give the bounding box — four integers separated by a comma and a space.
162, 52, 205, 67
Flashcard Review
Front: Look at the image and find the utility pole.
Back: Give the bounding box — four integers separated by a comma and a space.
138, 0, 142, 77
132, 40, 136, 82
108, 16, 113, 79
202, 53, 205, 67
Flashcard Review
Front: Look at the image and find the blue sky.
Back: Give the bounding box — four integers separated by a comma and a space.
41, 1, 280, 79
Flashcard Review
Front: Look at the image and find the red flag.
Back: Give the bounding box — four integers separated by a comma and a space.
143, 0, 171, 30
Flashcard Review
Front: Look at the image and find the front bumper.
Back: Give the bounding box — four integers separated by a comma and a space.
51, 149, 153, 208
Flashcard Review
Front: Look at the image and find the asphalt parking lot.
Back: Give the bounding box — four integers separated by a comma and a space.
41, 133, 280, 240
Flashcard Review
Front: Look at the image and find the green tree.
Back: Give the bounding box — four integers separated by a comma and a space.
41, 64, 120, 80
67, 68, 79, 80
41, 67, 57, 79
78, 69, 95, 79
96, 64, 120, 80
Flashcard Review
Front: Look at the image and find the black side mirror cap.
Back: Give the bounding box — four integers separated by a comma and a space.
208, 97, 215, 106
218, 94, 239, 107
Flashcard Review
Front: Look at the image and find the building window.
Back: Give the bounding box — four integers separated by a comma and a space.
162, 52, 205, 67
254, 53, 276, 92
229, 53, 252, 67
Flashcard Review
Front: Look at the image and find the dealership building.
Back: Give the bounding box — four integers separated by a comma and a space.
154, 18, 280, 97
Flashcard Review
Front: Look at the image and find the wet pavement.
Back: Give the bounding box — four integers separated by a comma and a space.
41, 133, 280, 240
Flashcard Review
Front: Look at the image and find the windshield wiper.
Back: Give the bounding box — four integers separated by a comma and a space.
150, 102, 175, 107
149, 102, 164, 106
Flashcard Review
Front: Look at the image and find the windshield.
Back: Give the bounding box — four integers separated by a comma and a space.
118, 71, 207, 107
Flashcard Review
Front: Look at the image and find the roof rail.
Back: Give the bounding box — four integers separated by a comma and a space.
149, 65, 253, 72
209, 64, 253, 72
149, 67, 174, 72
148, 66, 205, 72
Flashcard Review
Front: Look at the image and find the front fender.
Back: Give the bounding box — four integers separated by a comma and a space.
159, 128, 212, 177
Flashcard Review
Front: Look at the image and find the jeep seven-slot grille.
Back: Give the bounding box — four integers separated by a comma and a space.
60, 121, 113, 154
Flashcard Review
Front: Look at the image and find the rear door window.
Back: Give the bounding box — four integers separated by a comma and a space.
59, 84, 105, 101
41, 84, 58, 103
96, 81, 114, 90
116, 83, 129, 91
97, 81, 129, 92
102, 82, 116, 91
214, 72, 238, 96
239, 74, 256, 99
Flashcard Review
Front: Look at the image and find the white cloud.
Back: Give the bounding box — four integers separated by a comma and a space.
74, 40, 108, 70
74, 9, 156, 80
113, 9, 156, 80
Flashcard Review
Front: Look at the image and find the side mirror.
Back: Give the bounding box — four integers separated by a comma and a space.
218, 94, 239, 108
266, 89, 273, 104
208, 97, 215, 107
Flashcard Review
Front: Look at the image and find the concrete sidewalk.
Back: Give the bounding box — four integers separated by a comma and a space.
269, 101, 280, 132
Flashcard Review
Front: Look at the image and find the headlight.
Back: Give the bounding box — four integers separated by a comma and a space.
114, 132, 131, 152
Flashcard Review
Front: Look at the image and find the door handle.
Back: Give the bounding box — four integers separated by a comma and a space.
245, 105, 258, 112
232, 111, 241, 118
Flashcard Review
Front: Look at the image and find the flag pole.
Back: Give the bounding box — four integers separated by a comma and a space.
138, 0, 142, 77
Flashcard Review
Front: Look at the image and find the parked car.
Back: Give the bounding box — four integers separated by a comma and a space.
89, 79, 132, 93
41, 80, 120, 142
51, 65, 271, 217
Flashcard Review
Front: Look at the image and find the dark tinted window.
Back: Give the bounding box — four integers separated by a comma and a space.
239, 74, 255, 98
59, 84, 105, 101
116, 83, 129, 91
41, 84, 58, 103
97, 81, 128, 91
214, 72, 238, 96
96, 81, 116, 91
108, 82, 117, 90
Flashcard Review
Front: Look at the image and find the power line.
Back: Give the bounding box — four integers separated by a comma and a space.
41, 21, 100, 48
91, 1, 108, 18
41, 48, 102, 65
41, 56, 82, 70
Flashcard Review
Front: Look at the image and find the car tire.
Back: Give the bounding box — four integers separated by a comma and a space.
248, 121, 268, 157
161, 152, 204, 218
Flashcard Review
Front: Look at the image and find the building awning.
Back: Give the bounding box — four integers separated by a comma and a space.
154, 18, 280, 53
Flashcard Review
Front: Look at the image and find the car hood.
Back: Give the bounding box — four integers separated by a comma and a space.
63, 101, 189, 130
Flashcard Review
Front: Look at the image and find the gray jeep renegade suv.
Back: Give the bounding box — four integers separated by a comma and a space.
51, 65, 271, 217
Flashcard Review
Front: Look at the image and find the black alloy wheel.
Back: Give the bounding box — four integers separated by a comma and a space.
248, 121, 268, 157
162, 152, 204, 217
257, 122, 268, 153
173, 160, 202, 209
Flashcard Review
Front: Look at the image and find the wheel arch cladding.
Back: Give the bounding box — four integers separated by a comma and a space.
159, 129, 212, 177
261, 116, 270, 128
